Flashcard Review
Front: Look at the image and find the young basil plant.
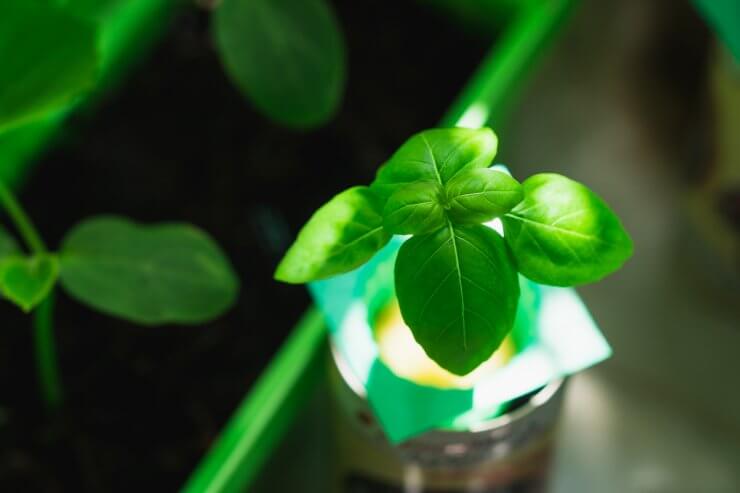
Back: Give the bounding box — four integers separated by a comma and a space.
275, 127, 633, 376
0, 216, 239, 323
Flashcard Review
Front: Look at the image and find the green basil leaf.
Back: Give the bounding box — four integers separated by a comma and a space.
502, 173, 633, 286
275, 186, 391, 283
395, 223, 519, 376
0, 254, 58, 312
58, 216, 239, 325
383, 181, 446, 235
214, 0, 346, 129
0, 2, 98, 132
445, 168, 523, 224
371, 127, 498, 202
0, 226, 19, 259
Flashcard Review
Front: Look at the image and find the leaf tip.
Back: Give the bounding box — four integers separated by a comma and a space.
273, 258, 305, 284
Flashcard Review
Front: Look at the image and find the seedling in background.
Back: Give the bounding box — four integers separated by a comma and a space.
276, 127, 633, 375
1, 0, 348, 133
0, 182, 239, 408
213, 0, 346, 129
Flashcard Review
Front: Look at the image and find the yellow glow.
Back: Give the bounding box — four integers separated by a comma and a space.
374, 301, 514, 389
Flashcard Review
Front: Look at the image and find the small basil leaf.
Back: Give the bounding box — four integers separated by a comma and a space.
0, 254, 58, 312
214, 0, 346, 129
0, 226, 19, 259
395, 223, 519, 376
445, 168, 523, 224
383, 181, 446, 235
0, 2, 99, 132
275, 186, 391, 283
371, 127, 498, 202
502, 173, 633, 286
59, 216, 239, 325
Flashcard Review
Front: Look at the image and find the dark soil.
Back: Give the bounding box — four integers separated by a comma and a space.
0, 1, 493, 491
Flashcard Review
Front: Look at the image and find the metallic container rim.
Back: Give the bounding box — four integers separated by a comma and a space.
330, 341, 566, 437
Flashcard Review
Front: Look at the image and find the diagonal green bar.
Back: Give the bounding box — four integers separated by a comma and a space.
442, 0, 576, 128
181, 1, 577, 492
181, 308, 328, 493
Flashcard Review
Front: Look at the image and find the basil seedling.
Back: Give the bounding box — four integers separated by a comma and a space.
276, 127, 633, 376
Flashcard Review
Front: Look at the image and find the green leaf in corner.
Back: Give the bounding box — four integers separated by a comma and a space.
276, 187, 391, 283
0, 226, 20, 259
501, 173, 633, 286
371, 127, 498, 203
383, 181, 446, 235
445, 167, 523, 224
0, 1, 99, 132
394, 223, 519, 376
0, 254, 59, 312
214, 0, 346, 129
58, 216, 239, 325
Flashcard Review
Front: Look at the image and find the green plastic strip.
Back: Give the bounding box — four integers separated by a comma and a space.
443, 0, 576, 128
0, 0, 178, 187
181, 1, 577, 491
182, 308, 327, 493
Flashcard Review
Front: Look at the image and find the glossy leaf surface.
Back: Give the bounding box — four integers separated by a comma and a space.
0, 254, 58, 312
372, 128, 498, 202
214, 0, 346, 128
0, 2, 98, 131
383, 181, 446, 235
395, 223, 519, 375
275, 187, 391, 283
445, 168, 523, 224
59, 216, 239, 325
502, 173, 633, 286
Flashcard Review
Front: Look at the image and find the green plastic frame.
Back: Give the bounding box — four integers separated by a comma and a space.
181, 1, 577, 492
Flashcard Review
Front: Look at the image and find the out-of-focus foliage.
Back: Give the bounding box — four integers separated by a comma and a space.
0, 1, 99, 132
0, 255, 59, 312
58, 216, 240, 325
214, 0, 347, 129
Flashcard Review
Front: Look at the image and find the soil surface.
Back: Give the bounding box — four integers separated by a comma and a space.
0, 2, 492, 491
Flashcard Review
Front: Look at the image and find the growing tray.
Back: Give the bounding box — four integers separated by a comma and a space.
181, 1, 577, 492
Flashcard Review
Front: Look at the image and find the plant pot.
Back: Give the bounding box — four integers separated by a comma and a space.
330, 343, 566, 492
182, 2, 580, 492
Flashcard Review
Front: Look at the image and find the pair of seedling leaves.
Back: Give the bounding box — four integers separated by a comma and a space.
0, 0, 343, 133
276, 127, 633, 376
0, 216, 238, 325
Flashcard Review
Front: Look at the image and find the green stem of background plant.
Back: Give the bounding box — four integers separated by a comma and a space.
0, 180, 63, 410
